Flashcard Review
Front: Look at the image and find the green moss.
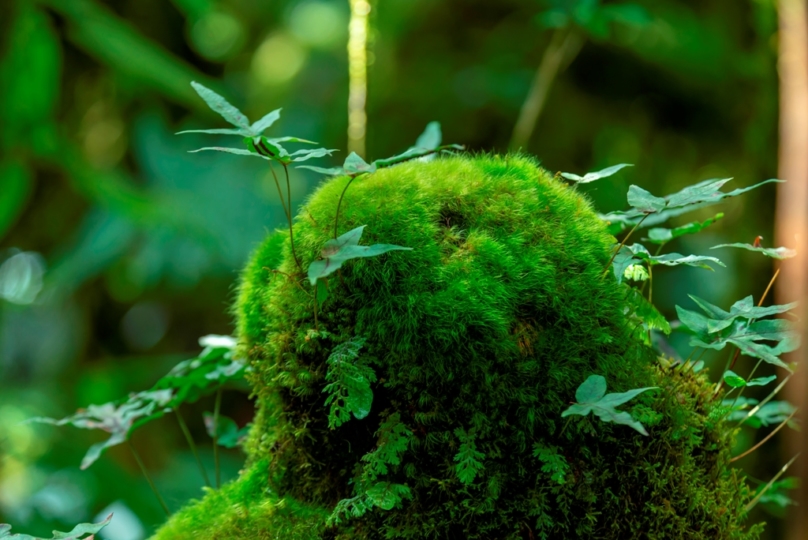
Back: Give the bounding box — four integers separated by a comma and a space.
152, 155, 759, 539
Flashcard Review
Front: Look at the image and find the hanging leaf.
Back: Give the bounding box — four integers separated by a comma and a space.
323, 337, 376, 428
614, 245, 723, 279
646, 213, 724, 244
723, 370, 747, 388
203, 413, 251, 448
28, 389, 174, 469
561, 375, 658, 435
559, 163, 633, 184
0, 514, 113, 540
711, 243, 797, 260
189, 146, 268, 159
308, 225, 412, 285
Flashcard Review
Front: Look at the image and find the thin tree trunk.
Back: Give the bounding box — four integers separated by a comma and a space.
510, 29, 584, 150
347, 0, 371, 158
775, 1, 808, 538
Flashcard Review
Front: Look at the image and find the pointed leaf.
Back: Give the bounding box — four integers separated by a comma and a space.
250, 108, 282, 134
727, 338, 791, 371
177, 128, 251, 136
343, 152, 376, 174
296, 165, 346, 176
560, 163, 633, 184
711, 243, 797, 260
723, 370, 747, 388
647, 253, 724, 269
290, 148, 338, 163
190, 81, 250, 130
730, 296, 797, 319
748, 375, 777, 387
189, 147, 268, 159
415, 121, 442, 149
574, 374, 607, 403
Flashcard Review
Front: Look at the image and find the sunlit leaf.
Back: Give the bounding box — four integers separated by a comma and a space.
250, 108, 282, 134
711, 243, 796, 260
560, 163, 633, 184
561, 375, 657, 435
747, 375, 777, 387
190, 81, 250, 130
723, 370, 746, 388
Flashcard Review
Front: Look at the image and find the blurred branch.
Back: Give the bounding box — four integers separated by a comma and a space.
36, 0, 216, 107
510, 28, 585, 150
348, 0, 371, 158
775, 0, 808, 538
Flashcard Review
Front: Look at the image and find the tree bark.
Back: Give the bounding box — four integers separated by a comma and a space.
775, 1, 808, 539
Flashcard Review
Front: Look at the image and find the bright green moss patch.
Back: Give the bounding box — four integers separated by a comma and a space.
152, 154, 759, 539
151, 459, 328, 540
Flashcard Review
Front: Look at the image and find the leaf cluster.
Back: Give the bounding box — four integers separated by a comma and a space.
453, 427, 486, 485
562, 375, 657, 435
0, 514, 111, 540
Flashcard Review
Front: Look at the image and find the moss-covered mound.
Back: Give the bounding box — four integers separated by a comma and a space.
152, 155, 758, 539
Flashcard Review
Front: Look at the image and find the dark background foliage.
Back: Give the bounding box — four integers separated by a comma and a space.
0, 0, 788, 538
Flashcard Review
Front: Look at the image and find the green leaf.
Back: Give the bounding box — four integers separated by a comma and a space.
189, 146, 267, 159
361, 412, 412, 478
344, 152, 377, 174
728, 400, 797, 428
453, 428, 485, 485
372, 144, 465, 169
729, 296, 797, 319
250, 108, 282, 134
646, 213, 724, 244
711, 243, 797, 260
0, 513, 113, 540
560, 163, 633, 184
365, 482, 412, 511
561, 375, 658, 435
617, 244, 723, 274
627, 185, 666, 213
747, 375, 777, 387
296, 165, 345, 176
177, 128, 248, 135
308, 225, 412, 285
315, 279, 329, 304
532, 443, 570, 484
190, 81, 250, 130
203, 412, 250, 448
322, 337, 376, 428
723, 370, 746, 388
289, 148, 338, 163
415, 121, 442, 149
625, 286, 671, 335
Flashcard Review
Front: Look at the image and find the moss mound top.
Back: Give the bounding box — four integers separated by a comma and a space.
152, 155, 757, 539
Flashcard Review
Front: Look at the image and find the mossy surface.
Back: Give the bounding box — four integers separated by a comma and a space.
152, 155, 759, 539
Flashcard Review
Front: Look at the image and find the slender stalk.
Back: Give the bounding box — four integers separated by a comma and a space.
737, 372, 794, 428
333, 174, 360, 239
727, 359, 764, 417
510, 28, 585, 149
269, 163, 302, 271
213, 388, 222, 489
128, 440, 170, 516
174, 408, 210, 487
731, 408, 798, 462
602, 215, 648, 278
746, 453, 800, 512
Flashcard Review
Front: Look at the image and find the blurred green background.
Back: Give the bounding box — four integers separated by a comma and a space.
0, 0, 789, 538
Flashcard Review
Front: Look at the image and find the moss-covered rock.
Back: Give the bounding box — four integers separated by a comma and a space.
152, 155, 759, 539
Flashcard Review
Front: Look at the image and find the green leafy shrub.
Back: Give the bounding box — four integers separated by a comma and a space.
150, 154, 762, 539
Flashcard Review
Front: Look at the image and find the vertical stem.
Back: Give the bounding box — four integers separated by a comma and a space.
270, 164, 301, 271
602, 214, 648, 277
128, 440, 170, 516
776, 0, 808, 536
510, 28, 585, 150
213, 388, 222, 489
174, 408, 210, 487
348, 0, 371, 157
333, 174, 359, 239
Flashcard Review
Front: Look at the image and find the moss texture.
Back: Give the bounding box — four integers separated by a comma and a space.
152, 155, 759, 539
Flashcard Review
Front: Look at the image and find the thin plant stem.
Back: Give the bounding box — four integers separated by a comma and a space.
745, 453, 800, 512
736, 372, 794, 428
731, 408, 797, 462
128, 440, 170, 516
213, 388, 222, 489
269, 163, 302, 271
510, 28, 585, 149
602, 215, 648, 277
174, 408, 210, 487
727, 359, 764, 417
333, 174, 361, 239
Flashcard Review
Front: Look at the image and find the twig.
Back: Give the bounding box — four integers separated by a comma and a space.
745, 453, 800, 512
731, 408, 797, 462
128, 440, 170, 516
737, 372, 793, 428
174, 408, 210, 487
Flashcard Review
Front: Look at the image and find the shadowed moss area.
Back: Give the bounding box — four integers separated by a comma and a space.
152, 155, 759, 539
